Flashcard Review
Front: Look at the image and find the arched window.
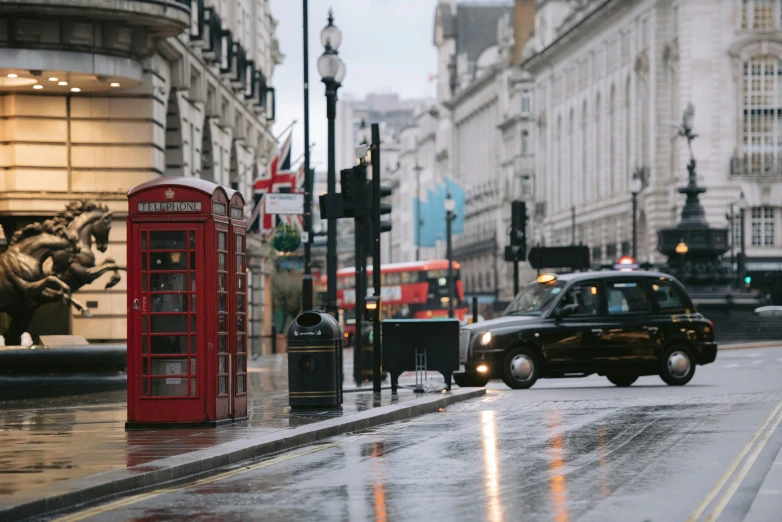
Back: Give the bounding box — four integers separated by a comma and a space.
582, 101, 588, 203
742, 55, 782, 174
625, 76, 632, 183
610, 85, 617, 194
595, 93, 601, 196
557, 115, 562, 211
569, 108, 575, 207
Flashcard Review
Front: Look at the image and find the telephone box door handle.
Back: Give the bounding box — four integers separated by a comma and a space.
133, 299, 139, 310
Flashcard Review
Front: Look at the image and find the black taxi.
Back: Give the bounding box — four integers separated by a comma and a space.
454, 271, 717, 389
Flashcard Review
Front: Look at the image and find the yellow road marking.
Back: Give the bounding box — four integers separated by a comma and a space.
55, 411, 440, 521
687, 400, 782, 522
705, 406, 782, 522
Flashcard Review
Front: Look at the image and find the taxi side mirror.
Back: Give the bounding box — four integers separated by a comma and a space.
556, 304, 579, 320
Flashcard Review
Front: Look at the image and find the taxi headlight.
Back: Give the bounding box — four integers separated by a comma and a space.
480, 331, 492, 346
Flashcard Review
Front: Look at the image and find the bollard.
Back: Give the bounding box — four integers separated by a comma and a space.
472, 296, 479, 324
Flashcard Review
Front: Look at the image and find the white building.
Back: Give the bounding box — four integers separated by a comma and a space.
525, 0, 782, 288
389, 0, 535, 305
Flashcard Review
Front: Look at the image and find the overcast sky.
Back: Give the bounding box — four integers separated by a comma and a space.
269, 0, 439, 168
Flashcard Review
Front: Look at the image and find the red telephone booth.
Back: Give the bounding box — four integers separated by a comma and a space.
126, 178, 248, 427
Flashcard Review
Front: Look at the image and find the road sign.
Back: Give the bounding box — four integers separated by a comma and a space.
301, 231, 309, 243
264, 193, 304, 215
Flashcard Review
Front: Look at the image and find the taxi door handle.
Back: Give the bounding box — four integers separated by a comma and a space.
591, 328, 603, 337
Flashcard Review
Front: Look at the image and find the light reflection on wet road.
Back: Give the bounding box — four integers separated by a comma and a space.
55, 348, 782, 522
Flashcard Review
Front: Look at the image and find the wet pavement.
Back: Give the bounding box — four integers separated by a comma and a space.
53, 346, 782, 522
0, 350, 438, 505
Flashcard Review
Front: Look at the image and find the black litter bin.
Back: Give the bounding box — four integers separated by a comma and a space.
287, 311, 343, 408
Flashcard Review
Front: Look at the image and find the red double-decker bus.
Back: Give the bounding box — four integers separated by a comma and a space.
336, 259, 468, 340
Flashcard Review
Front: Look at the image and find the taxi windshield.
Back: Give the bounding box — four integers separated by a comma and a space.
504, 280, 565, 316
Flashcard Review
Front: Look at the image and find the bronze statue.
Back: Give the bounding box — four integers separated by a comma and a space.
0, 200, 123, 345
668, 102, 697, 161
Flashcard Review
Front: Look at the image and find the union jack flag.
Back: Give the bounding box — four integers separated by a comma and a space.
250, 131, 304, 237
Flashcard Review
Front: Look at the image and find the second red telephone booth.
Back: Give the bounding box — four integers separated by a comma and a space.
126, 177, 248, 427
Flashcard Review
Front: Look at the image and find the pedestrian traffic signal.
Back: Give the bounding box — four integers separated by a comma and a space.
367, 182, 393, 234
744, 275, 752, 285
339, 166, 365, 218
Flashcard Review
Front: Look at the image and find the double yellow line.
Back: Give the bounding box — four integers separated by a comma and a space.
687, 400, 782, 522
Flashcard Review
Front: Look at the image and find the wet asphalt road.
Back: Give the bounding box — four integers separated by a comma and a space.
55, 347, 782, 522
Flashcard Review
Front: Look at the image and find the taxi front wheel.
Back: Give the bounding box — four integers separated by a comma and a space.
660, 345, 696, 386
502, 347, 539, 390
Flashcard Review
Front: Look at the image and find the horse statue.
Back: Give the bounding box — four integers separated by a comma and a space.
0, 219, 88, 345
36, 201, 123, 305
0, 200, 124, 345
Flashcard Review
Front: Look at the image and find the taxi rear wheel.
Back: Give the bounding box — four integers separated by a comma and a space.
502, 347, 539, 390
660, 345, 696, 386
607, 374, 638, 387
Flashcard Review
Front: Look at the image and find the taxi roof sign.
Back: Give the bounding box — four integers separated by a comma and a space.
537, 274, 557, 283
614, 256, 638, 271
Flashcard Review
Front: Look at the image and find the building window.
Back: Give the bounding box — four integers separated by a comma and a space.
521, 91, 531, 114
742, 55, 782, 174
521, 130, 529, 154
742, 0, 780, 30
751, 206, 775, 246
732, 213, 743, 247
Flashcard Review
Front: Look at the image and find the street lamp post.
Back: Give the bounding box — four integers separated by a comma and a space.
445, 191, 456, 319
302, 0, 313, 311
737, 191, 748, 288
414, 159, 423, 261
630, 175, 642, 259
318, 10, 346, 317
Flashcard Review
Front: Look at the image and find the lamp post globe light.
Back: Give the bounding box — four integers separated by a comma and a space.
630, 174, 642, 259
319, 9, 346, 317
444, 191, 456, 319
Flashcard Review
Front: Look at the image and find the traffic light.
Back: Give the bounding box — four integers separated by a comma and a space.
744, 275, 752, 286
508, 200, 527, 260
371, 183, 393, 234
339, 166, 366, 218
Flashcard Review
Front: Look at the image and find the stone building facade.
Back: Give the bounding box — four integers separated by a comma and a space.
0, 0, 281, 341
525, 0, 782, 286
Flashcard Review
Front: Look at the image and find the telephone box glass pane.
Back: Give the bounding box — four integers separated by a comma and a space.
150, 252, 187, 270
151, 294, 188, 313
141, 378, 148, 396
190, 378, 197, 396
189, 252, 196, 270
190, 358, 196, 374
190, 294, 196, 311
150, 231, 187, 249
237, 297, 244, 313
190, 315, 196, 332
237, 376, 245, 394
218, 253, 226, 271
218, 274, 226, 291
151, 357, 187, 376
218, 232, 226, 250
236, 256, 243, 272
236, 235, 243, 251
142, 359, 148, 375
237, 275, 244, 292
151, 379, 188, 397
189, 231, 196, 248
141, 253, 147, 270
218, 294, 226, 312
218, 335, 227, 353
218, 314, 226, 333
218, 355, 226, 373
150, 315, 188, 333
142, 275, 147, 291
150, 335, 187, 354
237, 315, 245, 333
142, 232, 147, 250
190, 336, 196, 353
219, 376, 227, 394
142, 316, 147, 333
142, 336, 148, 354
190, 276, 196, 291
150, 273, 187, 292
237, 354, 245, 372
